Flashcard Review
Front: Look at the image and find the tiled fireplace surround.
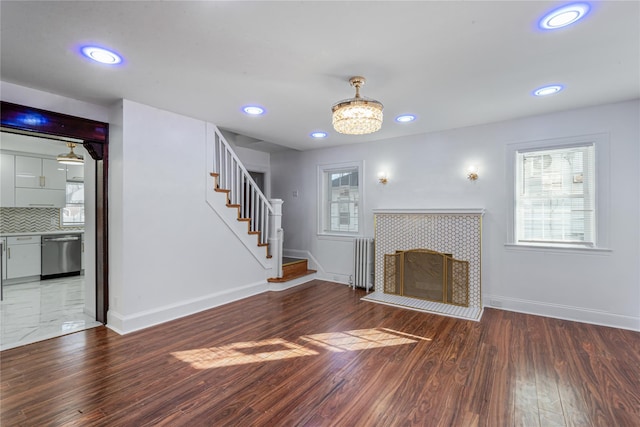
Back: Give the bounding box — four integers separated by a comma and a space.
362, 209, 484, 321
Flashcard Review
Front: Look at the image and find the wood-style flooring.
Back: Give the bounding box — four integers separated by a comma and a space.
1, 280, 639, 426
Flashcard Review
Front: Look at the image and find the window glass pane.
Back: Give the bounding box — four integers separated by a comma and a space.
516, 144, 594, 245
62, 182, 84, 226
322, 167, 359, 234
66, 182, 84, 204
62, 206, 85, 225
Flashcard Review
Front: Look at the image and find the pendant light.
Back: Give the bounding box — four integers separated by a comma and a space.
57, 142, 84, 165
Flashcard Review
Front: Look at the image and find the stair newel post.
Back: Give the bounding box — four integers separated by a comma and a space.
269, 199, 284, 278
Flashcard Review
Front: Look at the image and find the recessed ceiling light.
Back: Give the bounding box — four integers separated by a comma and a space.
242, 106, 265, 115
533, 85, 564, 96
538, 3, 591, 30
310, 131, 328, 138
80, 46, 123, 65
395, 114, 416, 123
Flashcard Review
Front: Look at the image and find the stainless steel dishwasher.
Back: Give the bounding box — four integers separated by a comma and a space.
41, 234, 82, 279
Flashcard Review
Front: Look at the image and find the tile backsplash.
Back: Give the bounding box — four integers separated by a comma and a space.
0, 208, 83, 233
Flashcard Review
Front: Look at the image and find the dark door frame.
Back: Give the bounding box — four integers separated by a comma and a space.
1, 101, 109, 323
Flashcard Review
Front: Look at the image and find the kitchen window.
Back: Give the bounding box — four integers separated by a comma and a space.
62, 182, 84, 226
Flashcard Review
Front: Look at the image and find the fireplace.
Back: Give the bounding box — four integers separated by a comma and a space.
363, 209, 484, 321
384, 249, 469, 307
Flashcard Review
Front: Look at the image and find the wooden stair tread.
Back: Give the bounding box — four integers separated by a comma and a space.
211, 171, 270, 259
267, 269, 317, 283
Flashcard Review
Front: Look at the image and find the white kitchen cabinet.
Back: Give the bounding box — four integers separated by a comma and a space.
15, 156, 42, 188
15, 156, 66, 190
6, 235, 41, 279
1, 153, 15, 207
66, 164, 84, 182
14, 156, 66, 207
42, 159, 67, 189
15, 188, 65, 207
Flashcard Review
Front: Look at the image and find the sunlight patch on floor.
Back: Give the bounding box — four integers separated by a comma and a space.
171, 338, 318, 369
299, 329, 417, 352
171, 328, 428, 369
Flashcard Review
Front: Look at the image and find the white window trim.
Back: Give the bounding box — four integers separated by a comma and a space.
505, 133, 610, 251
317, 160, 365, 237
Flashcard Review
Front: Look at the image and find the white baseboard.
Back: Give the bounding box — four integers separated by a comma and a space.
106, 280, 268, 335
485, 294, 640, 331
316, 272, 351, 285
267, 273, 317, 291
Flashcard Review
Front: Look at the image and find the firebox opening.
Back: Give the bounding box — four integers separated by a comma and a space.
384, 249, 469, 307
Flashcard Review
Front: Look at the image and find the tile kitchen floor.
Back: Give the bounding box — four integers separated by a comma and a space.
0, 276, 102, 351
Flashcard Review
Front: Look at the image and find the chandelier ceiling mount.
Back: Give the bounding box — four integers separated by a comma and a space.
331, 76, 383, 135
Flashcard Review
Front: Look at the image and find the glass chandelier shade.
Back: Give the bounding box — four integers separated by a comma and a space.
57, 142, 84, 165
332, 76, 383, 135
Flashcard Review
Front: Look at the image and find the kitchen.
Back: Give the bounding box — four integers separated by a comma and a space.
0, 131, 100, 350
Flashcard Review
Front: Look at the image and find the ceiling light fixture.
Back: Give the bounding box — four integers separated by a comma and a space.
57, 142, 84, 165
332, 76, 383, 135
242, 105, 265, 115
80, 46, 123, 65
395, 114, 416, 123
538, 3, 591, 30
533, 85, 564, 96
310, 131, 328, 138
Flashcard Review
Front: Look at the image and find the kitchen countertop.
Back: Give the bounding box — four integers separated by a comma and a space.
1, 230, 84, 237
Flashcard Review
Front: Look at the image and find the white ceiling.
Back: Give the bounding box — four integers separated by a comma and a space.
1, 1, 638, 152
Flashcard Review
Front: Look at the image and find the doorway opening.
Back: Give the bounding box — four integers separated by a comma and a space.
1, 101, 109, 349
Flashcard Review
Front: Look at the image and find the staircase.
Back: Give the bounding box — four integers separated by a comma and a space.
206, 123, 283, 276
210, 172, 270, 258
207, 124, 315, 285
267, 257, 316, 283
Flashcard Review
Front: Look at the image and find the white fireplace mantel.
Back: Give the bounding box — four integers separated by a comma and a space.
368, 209, 484, 320
372, 208, 485, 215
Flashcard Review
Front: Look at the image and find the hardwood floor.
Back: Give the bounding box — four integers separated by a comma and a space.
1, 280, 639, 426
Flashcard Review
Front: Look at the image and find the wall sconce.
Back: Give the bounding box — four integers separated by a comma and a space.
467, 165, 479, 181
378, 172, 388, 184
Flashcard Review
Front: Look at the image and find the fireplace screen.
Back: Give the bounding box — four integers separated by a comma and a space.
384, 249, 469, 307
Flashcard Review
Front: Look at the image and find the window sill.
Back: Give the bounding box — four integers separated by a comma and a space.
504, 243, 612, 255
317, 233, 360, 242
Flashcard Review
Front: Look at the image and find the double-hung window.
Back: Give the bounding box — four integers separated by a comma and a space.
508, 134, 609, 250
62, 182, 85, 226
515, 144, 594, 245
318, 162, 362, 235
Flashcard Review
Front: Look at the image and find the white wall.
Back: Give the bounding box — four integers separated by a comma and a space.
271, 100, 640, 330
235, 146, 271, 198
1, 81, 109, 122
107, 100, 269, 333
